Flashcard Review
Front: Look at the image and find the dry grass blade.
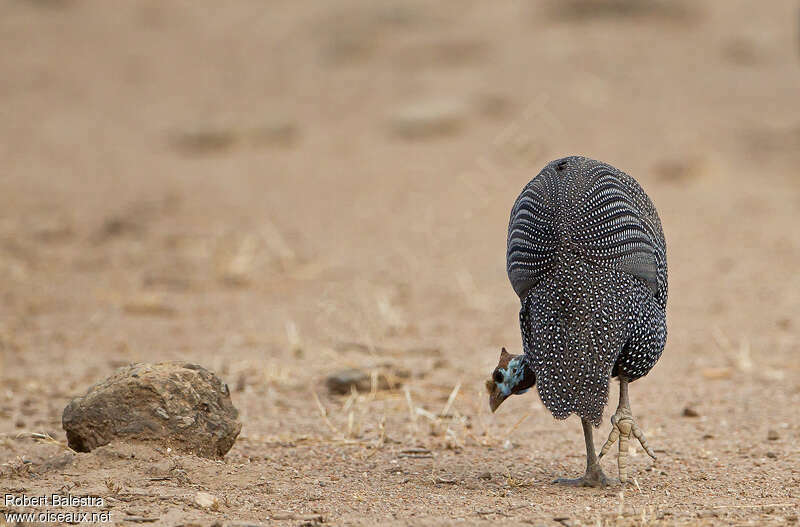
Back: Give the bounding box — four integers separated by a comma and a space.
270, 513, 323, 522
400, 447, 432, 459
347, 410, 356, 438
400, 447, 431, 454
712, 326, 753, 372
285, 320, 302, 356
370, 369, 379, 398
712, 503, 796, 509
440, 381, 461, 417
13, 431, 69, 449
404, 386, 418, 434
342, 386, 359, 412
262, 219, 296, 268
500, 412, 531, 441
311, 391, 341, 438
415, 407, 438, 421
374, 415, 386, 448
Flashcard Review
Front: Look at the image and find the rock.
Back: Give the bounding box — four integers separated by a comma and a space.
194, 491, 219, 509
722, 36, 765, 66
475, 93, 514, 119
682, 406, 700, 417
548, 0, 692, 23
388, 99, 466, 140
123, 294, 177, 317
170, 120, 298, 156
700, 367, 732, 380
653, 156, 715, 184
325, 366, 408, 394
248, 121, 299, 148
31, 216, 73, 242
171, 129, 238, 155
326, 369, 371, 394
96, 213, 143, 242
62, 362, 241, 458
767, 429, 779, 441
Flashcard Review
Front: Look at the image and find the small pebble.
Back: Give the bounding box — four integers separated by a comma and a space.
388, 99, 466, 140
325, 369, 371, 394
767, 429, 779, 441
682, 406, 700, 417
194, 491, 218, 509
766, 451, 777, 459
325, 367, 407, 394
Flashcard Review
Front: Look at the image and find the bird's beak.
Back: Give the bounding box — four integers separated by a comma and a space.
486, 379, 508, 413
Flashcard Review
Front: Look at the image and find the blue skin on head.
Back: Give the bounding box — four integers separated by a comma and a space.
494, 355, 530, 397
487, 348, 536, 412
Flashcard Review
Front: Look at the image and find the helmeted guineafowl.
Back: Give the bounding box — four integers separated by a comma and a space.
485, 156, 667, 486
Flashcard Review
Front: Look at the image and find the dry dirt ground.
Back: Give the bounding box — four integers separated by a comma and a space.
2, 1, 800, 525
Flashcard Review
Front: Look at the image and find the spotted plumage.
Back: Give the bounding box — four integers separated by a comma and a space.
507, 156, 667, 426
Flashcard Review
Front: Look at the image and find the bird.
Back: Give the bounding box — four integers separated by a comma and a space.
485, 156, 667, 487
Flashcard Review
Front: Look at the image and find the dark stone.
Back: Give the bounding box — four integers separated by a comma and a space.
767, 429, 780, 441
326, 369, 372, 394
62, 362, 240, 458
325, 367, 408, 395
681, 406, 700, 417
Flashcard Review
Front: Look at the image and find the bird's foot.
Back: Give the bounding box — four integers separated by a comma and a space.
598, 406, 656, 483
553, 462, 610, 488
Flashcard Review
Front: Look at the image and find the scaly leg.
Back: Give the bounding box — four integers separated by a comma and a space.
554, 418, 610, 487
598, 376, 656, 483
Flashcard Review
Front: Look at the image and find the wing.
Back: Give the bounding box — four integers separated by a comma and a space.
506, 165, 560, 298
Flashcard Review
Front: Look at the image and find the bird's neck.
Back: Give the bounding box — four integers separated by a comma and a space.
514, 356, 536, 393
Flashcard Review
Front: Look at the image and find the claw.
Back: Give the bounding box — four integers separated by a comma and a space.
599, 407, 655, 483
554, 461, 610, 488
598, 421, 619, 460
632, 422, 657, 460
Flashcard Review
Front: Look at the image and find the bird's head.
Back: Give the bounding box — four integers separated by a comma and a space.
485, 348, 535, 413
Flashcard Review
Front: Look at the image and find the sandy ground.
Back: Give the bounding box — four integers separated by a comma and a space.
2, 0, 800, 525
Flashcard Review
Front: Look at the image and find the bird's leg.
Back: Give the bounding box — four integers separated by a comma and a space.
554, 418, 610, 487
598, 376, 656, 483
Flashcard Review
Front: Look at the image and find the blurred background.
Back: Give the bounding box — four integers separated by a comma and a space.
1, 0, 799, 524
